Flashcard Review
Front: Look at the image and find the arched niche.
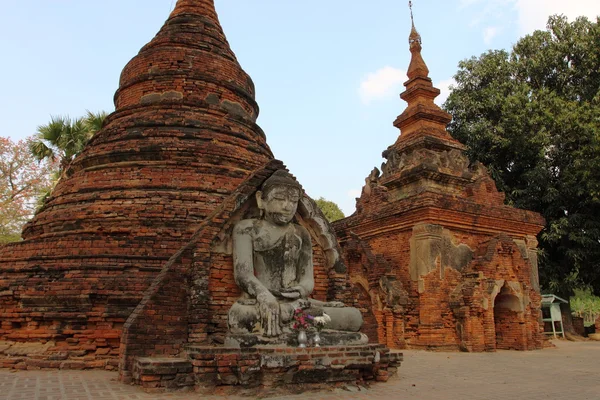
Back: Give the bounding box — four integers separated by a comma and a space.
492, 282, 526, 350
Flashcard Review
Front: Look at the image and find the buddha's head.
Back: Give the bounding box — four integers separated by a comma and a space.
257, 170, 302, 225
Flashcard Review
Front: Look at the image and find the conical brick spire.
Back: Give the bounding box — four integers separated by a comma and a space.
22, 0, 271, 241
114, 0, 258, 121
0, 0, 273, 347
407, 25, 429, 79
392, 20, 457, 148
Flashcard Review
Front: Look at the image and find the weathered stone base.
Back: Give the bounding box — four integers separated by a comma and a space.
130, 344, 402, 393
224, 330, 369, 348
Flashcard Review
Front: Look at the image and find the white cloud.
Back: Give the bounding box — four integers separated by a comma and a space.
359, 66, 406, 105
515, 0, 600, 34
466, 0, 513, 28
483, 26, 500, 44
462, 0, 600, 35
435, 78, 456, 107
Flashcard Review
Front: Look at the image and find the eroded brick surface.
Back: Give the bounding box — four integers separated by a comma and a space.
0, 0, 272, 368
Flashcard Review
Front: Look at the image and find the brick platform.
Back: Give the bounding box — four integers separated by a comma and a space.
129, 344, 402, 393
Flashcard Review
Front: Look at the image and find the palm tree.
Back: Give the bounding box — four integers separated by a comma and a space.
83, 110, 108, 134
30, 111, 107, 173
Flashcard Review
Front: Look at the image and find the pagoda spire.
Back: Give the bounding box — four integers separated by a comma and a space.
406, 1, 429, 80
391, 1, 455, 145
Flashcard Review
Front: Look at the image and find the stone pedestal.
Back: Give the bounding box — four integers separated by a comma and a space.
130, 344, 402, 393
224, 330, 368, 348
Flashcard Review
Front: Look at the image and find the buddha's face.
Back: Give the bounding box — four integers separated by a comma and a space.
258, 185, 301, 226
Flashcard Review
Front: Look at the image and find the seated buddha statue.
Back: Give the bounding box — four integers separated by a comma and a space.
227, 170, 364, 339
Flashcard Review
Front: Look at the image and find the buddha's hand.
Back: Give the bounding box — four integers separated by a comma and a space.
257, 292, 281, 337
280, 287, 302, 299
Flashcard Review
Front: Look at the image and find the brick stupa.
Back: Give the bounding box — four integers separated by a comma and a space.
0, 0, 274, 365
0, 2, 401, 385
333, 22, 546, 351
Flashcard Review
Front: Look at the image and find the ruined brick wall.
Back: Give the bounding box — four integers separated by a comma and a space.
206, 253, 240, 343
311, 246, 329, 303
494, 308, 526, 350
335, 217, 544, 351
339, 229, 410, 346
414, 266, 463, 349
0, 255, 159, 367
351, 284, 379, 343
118, 253, 191, 379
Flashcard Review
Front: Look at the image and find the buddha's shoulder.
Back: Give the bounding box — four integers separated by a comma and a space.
291, 223, 310, 238
233, 218, 260, 234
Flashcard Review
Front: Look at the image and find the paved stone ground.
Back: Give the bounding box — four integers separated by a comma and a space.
1, 340, 599, 400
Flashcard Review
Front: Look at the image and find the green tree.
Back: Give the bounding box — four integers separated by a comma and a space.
315, 197, 345, 222
570, 288, 600, 327
29, 110, 107, 173
0, 137, 57, 244
83, 110, 109, 134
444, 15, 600, 296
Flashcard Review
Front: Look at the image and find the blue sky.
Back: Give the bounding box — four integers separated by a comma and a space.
2, 0, 599, 215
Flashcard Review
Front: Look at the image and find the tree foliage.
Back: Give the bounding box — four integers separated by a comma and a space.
0, 137, 57, 244
444, 15, 600, 296
30, 110, 107, 173
315, 197, 345, 222
570, 288, 600, 327
1, 111, 106, 244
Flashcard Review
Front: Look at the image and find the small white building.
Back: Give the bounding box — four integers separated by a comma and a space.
541, 294, 568, 338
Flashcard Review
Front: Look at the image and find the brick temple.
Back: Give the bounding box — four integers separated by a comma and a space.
0, 0, 400, 386
333, 23, 546, 351
1, 0, 544, 385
